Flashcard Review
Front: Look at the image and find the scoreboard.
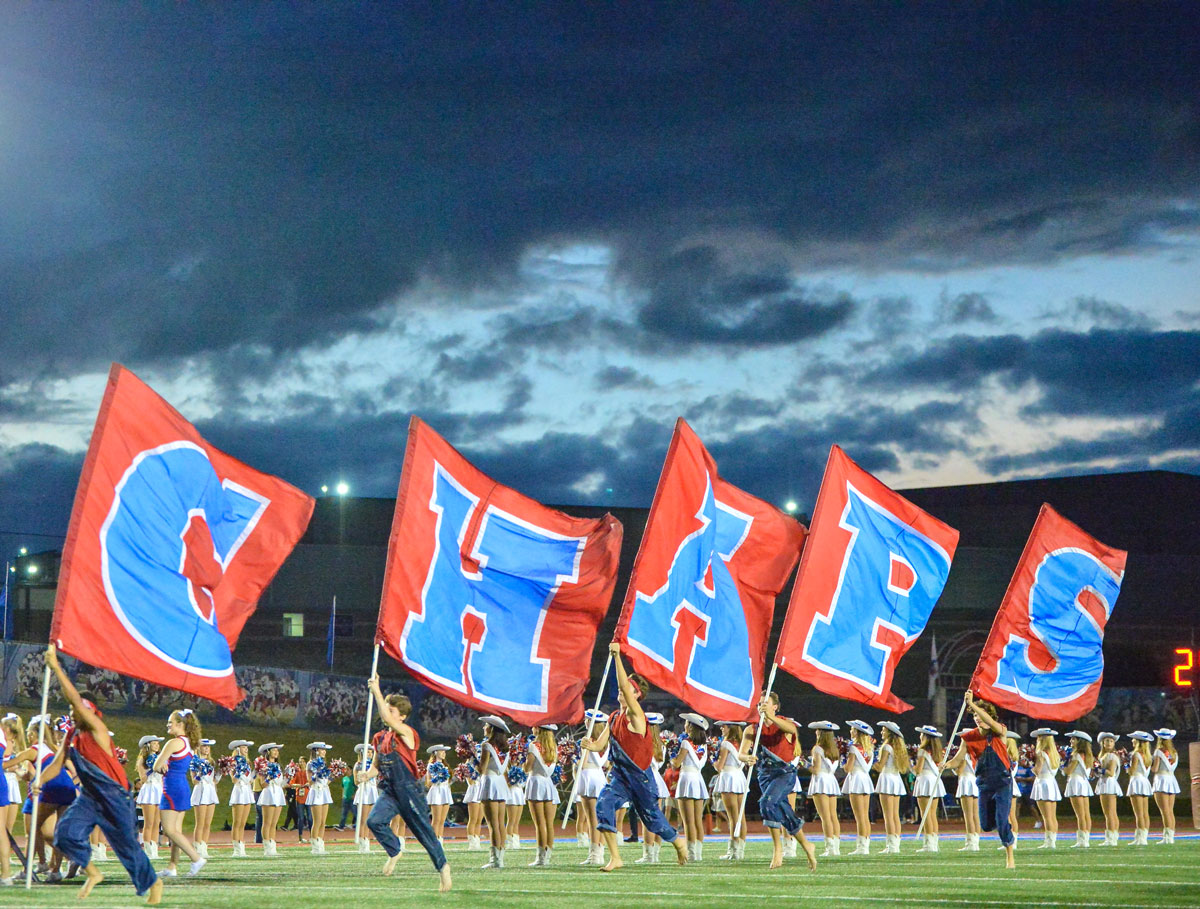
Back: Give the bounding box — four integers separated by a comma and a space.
1174, 648, 1198, 688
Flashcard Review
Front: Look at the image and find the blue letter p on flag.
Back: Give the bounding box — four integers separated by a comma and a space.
775, 445, 959, 713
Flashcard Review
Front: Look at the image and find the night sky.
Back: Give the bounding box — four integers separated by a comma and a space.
2, 2, 1199, 544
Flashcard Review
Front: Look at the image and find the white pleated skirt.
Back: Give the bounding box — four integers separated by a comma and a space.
136, 774, 163, 806
505, 783, 527, 806
1031, 777, 1061, 801
525, 775, 559, 803
675, 771, 708, 800
1152, 773, 1180, 795
6, 772, 20, 803
1125, 777, 1152, 797
913, 774, 946, 799
306, 780, 333, 806
426, 782, 453, 805
955, 775, 980, 799
257, 780, 286, 807
1063, 776, 1093, 798
477, 773, 509, 802
190, 779, 218, 806
793, 774, 805, 793
651, 766, 669, 800
875, 771, 906, 796
1094, 777, 1121, 796
229, 779, 255, 805
464, 780, 482, 804
354, 779, 379, 805
808, 772, 840, 797
713, 768, 748, 795
577, 768, 606, 799
841, 769, 873, 795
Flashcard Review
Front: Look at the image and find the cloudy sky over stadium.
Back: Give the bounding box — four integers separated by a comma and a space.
2, 2, 1198, 539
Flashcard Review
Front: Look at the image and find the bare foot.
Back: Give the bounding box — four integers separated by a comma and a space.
799, 836, 817, 871
438, 865, 452, 892
78, 864, 104, 899
601, 854, 624, 872
769, 845, 783, 870
145, 879, 164, 905
672, 838, 688, 865
383, 853, 401, 876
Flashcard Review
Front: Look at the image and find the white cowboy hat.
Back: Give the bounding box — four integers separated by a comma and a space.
1065, 730, 1092, 743
228, 739, 254, 750
679, 713, 710, 731
1029, 728, 1057, 738
427, 745, 450, 754
915, 725, 942, 738
645, 712, 665, 726
878, 721, 902, 736
807, 720, 839, 731
1003, 730, 1022, 741
716, 720, 748, 728
258, 742, 283, 754
480, 715, 511, 734
1096, 731, 1118, 742
138, 735, 164, 748
584, 709, 609, 724
1128, 731, 1154, 742
306, 741, 332, 750
354, 743, 374, 754
848, 720, 875, 736
535, 724, 559, 732
1152, 728, 1177, 740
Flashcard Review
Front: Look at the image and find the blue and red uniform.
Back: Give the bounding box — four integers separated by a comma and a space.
159, 736, 194, 811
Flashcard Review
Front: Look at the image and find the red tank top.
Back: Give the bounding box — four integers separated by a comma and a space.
756, 717, 797, 763
372, 726, 420, 776
609, 709, 654, 770
72, 728, 129, 789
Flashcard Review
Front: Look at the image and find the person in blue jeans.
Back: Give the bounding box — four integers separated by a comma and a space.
363, 674, 452, 892
962, 691, 1016, 870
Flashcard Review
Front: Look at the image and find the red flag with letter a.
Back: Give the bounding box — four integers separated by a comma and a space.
51, 364, 314, 708
970, 504, 1126, 722
376, 417, 623, 726
775, 446, 959, 713
614, 419, 806, 721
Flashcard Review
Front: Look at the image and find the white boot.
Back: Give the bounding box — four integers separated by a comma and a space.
648, 843, 661, 864
734, 839, 745, 860
266, 840, 278, 857
357, 837, 371, 853
930, 833, 940, 852
888, 833, 901, 854
235, 841, 247, 857
1079, 832, 1090, 848
1166, 828, 1175, 844
481, 845, 499, 869
468, 834, 482, 851
576, 833, 588, 849
694, 840, 703, 862
198, 842, 209, 858
830, 836, 841, 856
781, 836, 796, 858
312, 837, 321, 855
528, 846, 543, 867
860, 835, 871, 855
821, 835, 834, 857
720, 838, 735, 860
1105, 829, 1118, 846
1137, 827, 1149, 845
544, 847, 553, 865
970, 833, 981, 851
636, 843, 650, 864
1048, 831, 1057, 848
1038, 832, 1051, 849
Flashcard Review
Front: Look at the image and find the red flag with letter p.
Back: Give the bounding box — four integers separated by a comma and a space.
970, 504, 1126, 722
51, 364, 314, 708
614, 419, 805, 721
376, 417, 622, 726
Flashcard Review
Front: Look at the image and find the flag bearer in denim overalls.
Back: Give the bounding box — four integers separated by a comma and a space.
961, 690, 1016, 870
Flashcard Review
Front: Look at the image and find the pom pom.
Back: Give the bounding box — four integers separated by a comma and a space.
254, 755, 269, 776
455, 734, 476, 759
217, 755, 236, 777
284, 760, 300, 781
114, 745, 128, 764
328, 758, 349, 778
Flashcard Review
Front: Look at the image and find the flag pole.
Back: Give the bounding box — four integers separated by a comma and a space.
354, 644, 380, 849
732, 661, 777, 839
25, 664, 51, 889
560, 650, 613, 828
915, 695, 969, 839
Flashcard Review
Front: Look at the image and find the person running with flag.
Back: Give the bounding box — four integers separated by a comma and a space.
38, 645, 162, 903
584, 643, 687, 872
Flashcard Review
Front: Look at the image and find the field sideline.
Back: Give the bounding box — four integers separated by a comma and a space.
12, 833, 1200, 908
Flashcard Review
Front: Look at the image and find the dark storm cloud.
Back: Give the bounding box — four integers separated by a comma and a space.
1040, 296, 1158, 331
594, 366, 656, 391
0, 444, 83, 538
940, 292, 997, 325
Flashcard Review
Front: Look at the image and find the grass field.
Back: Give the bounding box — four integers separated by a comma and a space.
11, 833, 1200, 908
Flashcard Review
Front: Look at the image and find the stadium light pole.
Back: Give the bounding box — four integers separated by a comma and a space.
336, 481, 349, 544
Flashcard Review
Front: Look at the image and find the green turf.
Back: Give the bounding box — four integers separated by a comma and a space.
11, 836, 1200, 908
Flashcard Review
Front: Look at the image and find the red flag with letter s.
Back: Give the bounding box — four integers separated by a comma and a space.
376, 417, 622, 726
614, 419, 806, 721
51, 364, 314, 708
971, 504, 1126, 722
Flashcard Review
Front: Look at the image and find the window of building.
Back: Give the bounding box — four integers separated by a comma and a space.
282, 613, 305, 637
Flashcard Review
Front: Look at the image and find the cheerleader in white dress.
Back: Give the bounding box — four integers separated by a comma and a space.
913, 725, 946, 852
505, 732, 529, 851
460, 736, 484, 851
575, 709, 609, 865
1063, 731, 1095, 848
1029, 728, 1062, 848
807, 721, 842, 856
1151, 728, 1179, 844
1093, 732, 1121, 845
874, 721, 909, 854
2, 712, 25, 849
842, 721, 875, 855
423, 745, 453, 846
946, 731, 980, 851
477, 715, 512, 869
639, 713, 670, 865
353, 743, 379, 852
712, 721, 749, 860
135, 735, 164, 857
304, 742, 334, 855
672, 713, 710, 862
1125, 731, 1154, 845
256, 743, 287, 857
189, 738, 219, 857
226, 739, 255, 857
523, 725, 559, 866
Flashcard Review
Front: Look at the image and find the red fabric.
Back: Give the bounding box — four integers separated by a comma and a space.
774, 445, 959, 713
614, 419, 805, 721
970, 504, 1127, 722
373, 728, 420, 777
376, 417, 622, 726
960, 729, 1012, 770
50, 365, 313, 708
71, 728, 129, 789
755, 717, 797, 763
609, 709, 654, 770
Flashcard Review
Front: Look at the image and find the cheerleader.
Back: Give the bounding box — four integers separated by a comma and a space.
152, 709, 205, 877
476, 715, 511, 869
913, 724, 946, 852
806, 721, 841, 856
639, 712, 670, 864
1094, 732, 1121, 845
2, 712, 26, 845
256, 742, 287, 856
1125, 731, 1154, 845
20, 716, 75, 879
945, 731, 980, 852
873, 721, 909, 854
134, 734, 164, 857
712, 721, 748, 861
354, 743, 380, 852
842, 720, 875, 855
189, 738, 218, 858
1062, 731, 1094, 848
0, 712, 11, 885
575, 709, 608, 865
1151, 728, 1179, 844
672, 713, 710, 862
1029, 728, 1061, 848
226, 739, 255, 857
504, 730, 528, 852
523, 725, 559, 866
424, 745, 453, 847
305, 742, 334, 854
